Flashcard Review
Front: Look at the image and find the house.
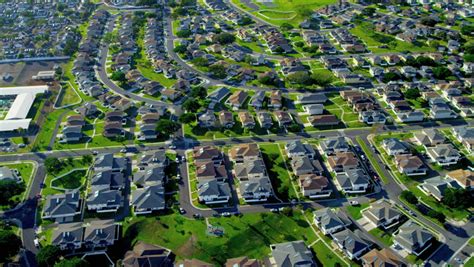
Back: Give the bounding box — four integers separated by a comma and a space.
138, 150, 169, 169
303, 104, 324, 115
446, 169, 474, 190
430, 102, 458, 120
308, 115, 340, 127
313, 208, 350, 235
83, 220, 119, 248
426, 144, 461, 166
394, 220, 434, 256
320, 137, 349, 155
93, 153, 128, 172
273, 111, 292, 127
226, 91, 249, 110
361, 248, 406, 267
269, 90, 283, 109
249, 91, 266, 110
285, 140, 316, 159
382, 138, 410, 156
394, 154, 427, 176
229, 143, 260, 163
299, 174, 331, 199
238, 111, 256, 129
419, 176, 459, 201
42, 190, 81, 223
327, 152, 359, 173
198, 110, 217, 128
395, 110, 425, 123
257, 111, 273, 129
131, 184, 166, 214
359, 110, 386, 125
332, 229, 372, 260
208, 87, 230, 108
291, 156, 323, 176
0, 166, 21, 182
269, 241, 316, 267
198, 179, 231, 204
103, 121, 125, 138
218, 111, 235, 129
239, 175, 274, 203
296, 93, 328, 104
195, 161, 227, 183
176, 258, 214, 267
133, 166, 166, 187
362, 199, 402, 229
52, 222, 83, 250
453, 126, 474, 152
225, 257, 261, 267
193, 146, 223, 165
414, 129, 445, 147
335, 169, 370, 194
123, 242, 172, 267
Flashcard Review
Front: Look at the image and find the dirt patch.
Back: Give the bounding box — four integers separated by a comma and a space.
175, 234, 201, 258
0, 60, 67, 86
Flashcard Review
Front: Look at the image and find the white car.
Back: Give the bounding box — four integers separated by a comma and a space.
34, 238, 40, 248
349, 200, 359, 206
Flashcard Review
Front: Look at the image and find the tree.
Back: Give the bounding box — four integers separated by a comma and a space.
156, 119, 180, 138
460, 24, 474, 36
190, 86, 207, 99
176, 29, 192, 38
45, 158, 62, 174
294, 41, 304, 48
280, 23, 294, 31
214, 33, 235, 45
443, 188, 473, 209
432, 66, 452, 80
238, 17, 253, 26
287, 71, 312, 85
382, 72, 401, 83
427, 210, 445, 223
420, 17, 437, 27
111, 71, 126, 83
37, 245, 61, 267
179, 113, 196, 124
0, 229, 21, 261
191, 57, 209, 67
81, 155, 93, 165
404, 88, 420, 100
208, 64, 227, 79
54, 258, 89, 267
401, 190, 418, 205
311, 72, 334, 87
361, 7, 376, 17
182, 98, 201, 113
173, 44, 187, 54
287, 123, 301, 133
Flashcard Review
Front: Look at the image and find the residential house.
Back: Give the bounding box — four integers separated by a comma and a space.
273, 111, 293, 127
42, 190, 81, 223
229, 143, 260, 163
361, 248, 406, 267
419, 176, 459, 201
296, 93, 328, 104
446, 169, 474, 190
257, 111, 273, 129
426, 144, 461, 166
332, 229, 372, 260
225, 257, 261, 267
123, 242, 172, 267
320, 137, 349, 155
327, 152, 359, 173
198, 179, 231, 204
285, 140, 316, 159
299, 174, 332, 199
218, 111, 235, 129
362, 199, 403, 229
394, 154, 427, 176
414, 129, 445, 147
93, 153, 127, 173
227, 91, 249, 110
303, 104, 324, 115
249, 91, 266, 110
0, 167, 20, 182
269, 241, 316, 267
131, 184, 166, 214
382, 138, 410, 156
193, 146, 224, 165
313, 208, 351, 235
238, 111, 256, 129
335, 169, 370, 194
393, 220, 434, 256
308, 115, 340, 127
51, 222, 83, 250
198, 110, 217, 128
83, 220, 119, 248
269, 90, 283, 109
291, 156, 323, 176
133, 166, 166, 187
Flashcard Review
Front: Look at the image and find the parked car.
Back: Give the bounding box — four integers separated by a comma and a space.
350, 200, 359, 206
179, 208, 186, 214
221, 212, 232, 217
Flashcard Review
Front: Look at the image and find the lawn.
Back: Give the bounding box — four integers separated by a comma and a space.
368, 227, 393, 246
42, 158, 90, 196
350, 22, 435, 54
345, 203, 369, 220
117, 211, 318, 265
259, 143, 298, 201
0, 162, 35, 204
55, 83, 81, 108
33, 109, 71, 151
311, 240, 347, 267
51, 169, 88, 190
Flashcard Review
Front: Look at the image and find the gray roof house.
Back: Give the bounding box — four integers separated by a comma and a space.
313, 208, 351, 235
138, 150, 168, 169
133, 166, 166, 187
0, 166, 21, 182
91, 170, 125, 190
426, 144, 461, 166
362, 199, 403, 229
285, 140, 316, 159
394, 220, 434, 256
257, 111, 273, 129
42, 189, 81, 223
303, 104, 324, 115
296, 93, 328, 104
240, 177, 274, 203
414, 129, 445, 147
382, 138, 410, 156
83, 220, 119, 248
93, 153, 127, 172
320, 137, 350, 155
290, 156, 323, 176
198, 180, 231, 205
87, 188, 123, 213
331, 229, 372, 260
269, 241, 316, 267
418, 176, 459, 201
131, 184, 166, 215
52, 222, 84, 250
335, 169, 370, 194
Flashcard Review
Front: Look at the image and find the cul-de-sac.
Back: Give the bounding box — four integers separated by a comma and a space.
0, 0, 473, 266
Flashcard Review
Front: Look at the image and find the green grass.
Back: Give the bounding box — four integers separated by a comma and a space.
33, 109, 70, 151
0, 162, 35, 204
311, 241, 348, 267
368, 227, 393, 246
51, 169, 88, 190
259, 144, 298, 201
345, 203, 369, 220
56, 83, 81, 107
42, 159, 89, 196
119, 211, 317, 265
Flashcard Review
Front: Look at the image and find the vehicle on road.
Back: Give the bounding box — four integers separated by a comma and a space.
92, 151, 99, 155
179, 208, 186, 214
34, 238, 40, 248
221, 212, 232, 217
193, 213, 202, 219
120, 148, 127, 153
350, 200, 359, 206
270, 208, 279, 213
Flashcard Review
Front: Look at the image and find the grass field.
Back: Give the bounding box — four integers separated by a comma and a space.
118, 212, 318, 265
345, 203, 369, 220
368, 227, 393, 246
56, 83, 81, 107
51, 169, 88, 190
42, 159, 89, 196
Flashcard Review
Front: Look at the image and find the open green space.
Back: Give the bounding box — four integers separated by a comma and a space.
345, 202, 369, 220
56, 83, 81, 107
311, 240, 347, 267
259, 143, 298, 201
42, 159, 89, 196
117, 211, 317, 265
51, 169, 88, 190
368, 227, 393, 247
